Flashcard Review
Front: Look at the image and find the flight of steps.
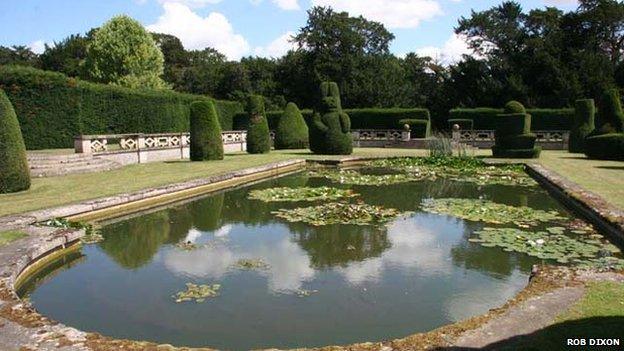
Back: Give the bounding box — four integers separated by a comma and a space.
27, 153, 123, 177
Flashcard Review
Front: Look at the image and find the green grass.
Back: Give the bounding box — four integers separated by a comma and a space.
0, 148, 430, 217
0, 230, 27, 246
558, 281, 624, 321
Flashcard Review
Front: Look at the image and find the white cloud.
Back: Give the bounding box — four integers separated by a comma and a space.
414, 33, 472, 65
254, 31, 296, 58
311, 0, 443, 29
29, 40, 46, 54
544, 0, 578, 6
146, 2, 250, 60
273, 0, 299, 10
156, 0, 223, 7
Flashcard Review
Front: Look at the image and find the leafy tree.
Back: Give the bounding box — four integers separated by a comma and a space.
152, 33, 189, 89
85, 15, 167, 89
40, 34, 90, 78
0, 46, 39, 67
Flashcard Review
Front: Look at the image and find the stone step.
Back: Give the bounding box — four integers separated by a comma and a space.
30, 160, 122, 178
27, 153, 93, 162
28, 157, 112, 168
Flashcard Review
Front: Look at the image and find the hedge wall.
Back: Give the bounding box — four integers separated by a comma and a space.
235, 108, 430, 131
448, 108, 574, 130
0, 65, 243, 149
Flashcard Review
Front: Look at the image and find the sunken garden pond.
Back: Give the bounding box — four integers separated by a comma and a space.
17, 158, 624, 350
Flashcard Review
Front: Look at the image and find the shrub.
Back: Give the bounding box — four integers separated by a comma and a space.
189, 100, 223, 161
309, 82, 352, 155
569, 99, 595, 153
504, 100, 526, 114
448, 108, 574, 130
0, 66, 243, 149
584, 134, 624, 160
0, 89, 30, 193
493, 101, 540, 159
448, 118, 474, 130
246, 95, 271, 154
596, 89, 624, 133
399, 119, 430, 138
274, 102, 309, 149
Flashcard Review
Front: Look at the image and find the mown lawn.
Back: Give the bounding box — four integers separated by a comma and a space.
1, 148, 622, 217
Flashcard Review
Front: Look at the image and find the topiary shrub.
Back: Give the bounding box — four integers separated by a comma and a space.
492, 101, 540, 158
0, 89, 30, 193
584, 133, 624, 160
569, 99, 595, 153
309, 82, 353, 155
246, 95, 271, 154
190, 100, 223, 161
399, 119, 430, 138
504, 100, 526, 114
596, 89, 624, 133
274, 102, 309, 149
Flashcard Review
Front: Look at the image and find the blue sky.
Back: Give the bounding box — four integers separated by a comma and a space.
0, 0, 579, 62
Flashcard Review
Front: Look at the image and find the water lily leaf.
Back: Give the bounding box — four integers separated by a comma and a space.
272, 202, 405, 226
249, 187, 357, 202
173, 283, 221, 303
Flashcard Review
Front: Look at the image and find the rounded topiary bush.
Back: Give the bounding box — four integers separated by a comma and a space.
0, 89, 30, 193
569, 99, 595, 153
504, 100, 526, 114
597, 89, 624, 133
493, 100, 540, 159
246, 95, 271, 154
309, 82, 353, 155
190, 100, 223, 161
585, 133, 624, 160
274, 102, 308, 149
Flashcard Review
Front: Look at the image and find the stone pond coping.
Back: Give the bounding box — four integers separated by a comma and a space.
0, 156, 623, 350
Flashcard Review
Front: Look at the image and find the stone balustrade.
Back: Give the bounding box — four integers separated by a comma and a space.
454, 129, 569, 150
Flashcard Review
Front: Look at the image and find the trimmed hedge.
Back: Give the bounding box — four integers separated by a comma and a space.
309, 82, 352, 155
569, 99, 595, 153
504, 100, 526, 114
245, 95, 271, 154
448, 118, 474, 130
448, 107, 574, 130
584, 133, 624, 160
274, 102, 309, 149
492, 101, 540, 159
0, 89, 30, 193
596, 88, 624, 133
399, 119, 430, 138
0, 65, 243, 150
189, 100, 223, 161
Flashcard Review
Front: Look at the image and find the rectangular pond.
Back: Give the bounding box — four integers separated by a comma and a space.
17, 159, 624, 350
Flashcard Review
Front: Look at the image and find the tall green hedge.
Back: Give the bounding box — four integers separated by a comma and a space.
448, 107, 574, 130
596, 88, 624, 133
0, 65, 243, 150
190, 100, 223, 161
0, 89, 30, 193
585, 89, 624, 160
492, 101, 541, 158
245, 95, 271, 154
569, 99, 595, 153
274, 102, 309, 149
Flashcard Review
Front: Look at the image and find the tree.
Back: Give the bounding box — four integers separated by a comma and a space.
0, 89, 30, 193
0, 46, 39, 67
190, 100, 224, 161
152, 33, 189, 89
40, 34, 90, 78
85, 15, 167, 89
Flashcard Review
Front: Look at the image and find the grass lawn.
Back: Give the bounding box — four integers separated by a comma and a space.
0, 148, 430, 217
1, 148, 623, 217
0, 230, 27, 246
557, 281, 624, 322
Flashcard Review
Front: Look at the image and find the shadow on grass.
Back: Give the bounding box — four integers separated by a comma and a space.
596, 166, 624, 171
437, 317, 624, 350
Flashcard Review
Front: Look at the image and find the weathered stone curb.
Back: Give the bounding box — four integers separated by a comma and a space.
526, 163, 624, 246
0, 159, 306, 230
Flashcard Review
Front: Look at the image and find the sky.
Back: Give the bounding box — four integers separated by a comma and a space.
0, 0, 580, 64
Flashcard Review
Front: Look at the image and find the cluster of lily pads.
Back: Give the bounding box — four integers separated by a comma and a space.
367, 157, 537, 187
272, 202, 404, 226
173, 283, 221, 303
421, 198, 566, 227
42, 218, 104, 243
470, 227, 624, 268
232, 258, 270, 270
309, 169, 419, 186
248, 186, 357, 202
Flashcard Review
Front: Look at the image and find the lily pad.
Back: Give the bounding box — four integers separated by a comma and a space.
421, 198, 566, 226
232, 258, 270, 270
272, 202, 404, 226
81, 232, 104, 244
309, 170, 420, 186
173, 283, 221, 303
249, 186, 357, 202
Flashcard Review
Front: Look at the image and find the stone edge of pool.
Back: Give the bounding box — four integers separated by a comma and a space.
0, 157, 622, 350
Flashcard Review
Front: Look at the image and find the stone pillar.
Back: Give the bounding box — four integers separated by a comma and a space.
74, 136, 92, 154
401, 130, 411, 142
137, 134, 146, 164
451, 124, 461, 144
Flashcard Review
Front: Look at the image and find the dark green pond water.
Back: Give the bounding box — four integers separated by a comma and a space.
20, 171, 578, 350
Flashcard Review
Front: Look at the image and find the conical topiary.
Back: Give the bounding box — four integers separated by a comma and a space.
190, 100, 224, 161
246, 95, 271, 154
569, 99, 595, 153
309, 82, 353, 155
596, 88, 624, 134
274, 102, 309, 149
0, 89, 30, 193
